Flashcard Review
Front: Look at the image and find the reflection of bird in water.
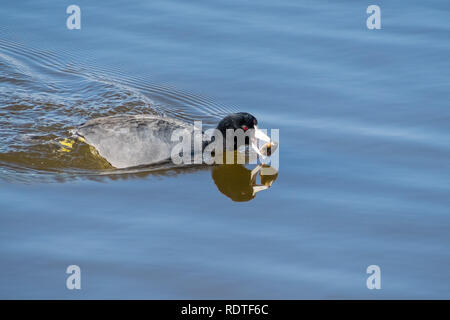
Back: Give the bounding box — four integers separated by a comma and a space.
212, 164, 278, 202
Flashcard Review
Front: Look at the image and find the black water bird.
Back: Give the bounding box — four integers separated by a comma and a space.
75, 112, 272, 168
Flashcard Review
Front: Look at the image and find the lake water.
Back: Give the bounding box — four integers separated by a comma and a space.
1, 0, 449, 299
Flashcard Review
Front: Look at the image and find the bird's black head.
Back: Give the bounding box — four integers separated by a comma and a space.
213, 112, 271, 153
216, 112, 258, 136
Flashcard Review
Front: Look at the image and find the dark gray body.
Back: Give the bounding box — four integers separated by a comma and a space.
75, 115, 193, 168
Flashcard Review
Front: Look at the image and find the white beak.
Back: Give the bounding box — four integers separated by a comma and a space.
251, 126, 271, 157
254, 125, 271, 143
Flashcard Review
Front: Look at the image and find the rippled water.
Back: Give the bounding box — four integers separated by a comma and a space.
0, 36, 240, 179
1, 0, 450, 298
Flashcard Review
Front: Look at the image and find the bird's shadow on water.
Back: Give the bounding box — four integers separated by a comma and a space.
0, 159, 279, 202
84, 161, 279, 202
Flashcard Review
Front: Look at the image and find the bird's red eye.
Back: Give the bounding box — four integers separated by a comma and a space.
242, 126, 248, 131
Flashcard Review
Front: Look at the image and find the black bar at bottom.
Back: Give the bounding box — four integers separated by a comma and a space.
0, 300, 447, 318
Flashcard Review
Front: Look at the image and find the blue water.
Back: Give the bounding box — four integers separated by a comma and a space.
1, 0, 450, 298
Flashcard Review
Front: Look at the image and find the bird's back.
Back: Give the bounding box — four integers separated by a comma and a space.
75, 115, 192, 168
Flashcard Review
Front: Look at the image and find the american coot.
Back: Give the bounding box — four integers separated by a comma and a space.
74, 112, 273, 168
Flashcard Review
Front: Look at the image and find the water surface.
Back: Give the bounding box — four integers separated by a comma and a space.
1, 0, 450, 298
